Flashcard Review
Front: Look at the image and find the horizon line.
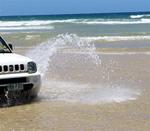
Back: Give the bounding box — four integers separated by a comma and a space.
0, 11, 150, 17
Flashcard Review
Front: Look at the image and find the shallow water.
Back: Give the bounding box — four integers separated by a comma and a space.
0, 33, 150, 130
0, 52, 150, 131
23, 34, 142, 104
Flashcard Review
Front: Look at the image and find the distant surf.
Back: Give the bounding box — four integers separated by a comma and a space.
0, 12, 150, 33
82, 35, 150, 41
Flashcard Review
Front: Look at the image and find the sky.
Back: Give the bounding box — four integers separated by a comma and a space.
0, 0, 150, 16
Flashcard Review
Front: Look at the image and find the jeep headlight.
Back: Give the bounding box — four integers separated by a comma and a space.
27, 62, 37, 73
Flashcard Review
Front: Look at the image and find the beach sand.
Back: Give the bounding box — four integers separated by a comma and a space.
0, 49, 150, 131
0, 99, 149, 131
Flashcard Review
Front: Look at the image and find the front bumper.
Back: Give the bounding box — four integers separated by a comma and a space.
0, 72, 41, 96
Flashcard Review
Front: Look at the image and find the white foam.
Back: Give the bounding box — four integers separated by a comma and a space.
130, 14, 150, 19
0, 26, 54, 31
0, 20, 52, 27
82, 35, 150, 42
76, 18, 150, 25
0, 19, 77, 27
25, 35, 40, 40
1, 18, 150, 30
40, 80, 140, 104
73, 86, 140, 104
130, 15, 144, 19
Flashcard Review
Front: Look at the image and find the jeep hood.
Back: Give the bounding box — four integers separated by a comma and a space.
0, 53, 32, 65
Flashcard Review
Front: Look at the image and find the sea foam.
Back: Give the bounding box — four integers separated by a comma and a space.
40, 80, 140, 104
82, 35, 150, 42
130, 14, 150, 19
0, 26, 54, 31
75, 18, 150, 25
1, 18, 150, 31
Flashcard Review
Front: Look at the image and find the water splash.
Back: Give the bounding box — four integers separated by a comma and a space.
26, 34, 101, 76
41, 80, 140, 104
26, 34, 140, 104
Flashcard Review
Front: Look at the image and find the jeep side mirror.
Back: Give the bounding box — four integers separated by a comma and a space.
8, 44, 13, 51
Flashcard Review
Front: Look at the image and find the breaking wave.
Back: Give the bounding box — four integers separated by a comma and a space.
1, 17, 150, 32
82, 35, 150, 42
0, 26, 54, 31
0, 20, 55, 31
130, 15, 144, 19
76, 18, 150, 25
0, 20, 77, 27
130, 14, 150, 19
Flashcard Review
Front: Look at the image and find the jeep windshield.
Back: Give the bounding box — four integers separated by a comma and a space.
0, 37, 11, 53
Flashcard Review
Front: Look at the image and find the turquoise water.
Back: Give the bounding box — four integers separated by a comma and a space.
1, 12, 150, 39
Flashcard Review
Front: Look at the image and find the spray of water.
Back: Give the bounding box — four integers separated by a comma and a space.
26, 34, 101, 76
26, 34, 140, 104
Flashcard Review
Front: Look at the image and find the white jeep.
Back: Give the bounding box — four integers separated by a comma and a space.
0, 36, 41, 106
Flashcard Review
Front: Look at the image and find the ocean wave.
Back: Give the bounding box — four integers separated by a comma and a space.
0, 26, 54, 31
0, 19, 77, 27
82, 35, 150, 42
1, 18, 150, 28
130, 15, 144, 19
76, 18, 150, 25
130, 14, 150, 19
0, 20, 50, 27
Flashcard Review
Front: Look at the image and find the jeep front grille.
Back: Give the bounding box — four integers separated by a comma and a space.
0, 64, 26, 74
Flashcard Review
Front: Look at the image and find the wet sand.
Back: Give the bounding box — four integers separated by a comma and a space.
1, 33, 150, 130
0, 51, 150, 131
0, 99, 150, 131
